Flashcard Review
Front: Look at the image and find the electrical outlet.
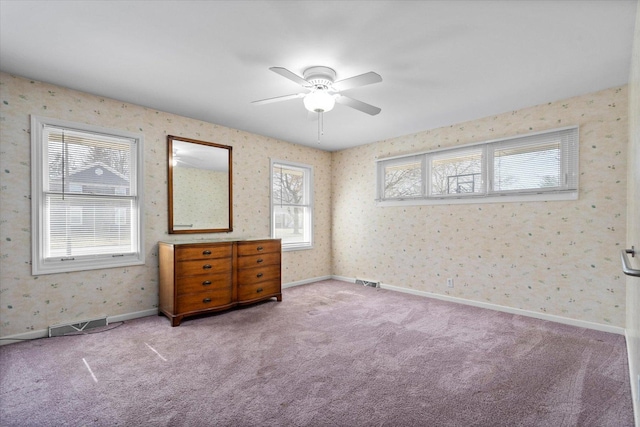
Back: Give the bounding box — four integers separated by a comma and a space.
447, 278, 454, 288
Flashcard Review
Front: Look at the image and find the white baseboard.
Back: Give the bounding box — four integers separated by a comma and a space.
332, 275, 356, 283
2, 277, 624, 345
0, 328, 49, 346
625, 330, 640, 427
332, 275, 625, 335
108, 308, 158, 323
0, 308, 159, 346
283, 275, 332, 289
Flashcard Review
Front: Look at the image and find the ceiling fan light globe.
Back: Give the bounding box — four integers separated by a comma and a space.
304, 90, 335, 113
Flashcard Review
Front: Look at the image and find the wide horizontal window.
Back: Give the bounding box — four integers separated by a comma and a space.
376, 126, 578, 206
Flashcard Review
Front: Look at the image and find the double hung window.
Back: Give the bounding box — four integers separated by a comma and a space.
31, 116, 144, 274
377, 126, 578, 205
271, 160, 313, 251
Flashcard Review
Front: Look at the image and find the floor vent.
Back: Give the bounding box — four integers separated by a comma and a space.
356, 278, 380, 288
49, 317, 108, 337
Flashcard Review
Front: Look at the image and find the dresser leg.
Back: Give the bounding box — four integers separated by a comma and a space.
276, 294, 282, 302
171, 316, 182, 327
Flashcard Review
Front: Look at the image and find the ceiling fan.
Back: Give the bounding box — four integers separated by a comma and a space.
252, 66, 382, 116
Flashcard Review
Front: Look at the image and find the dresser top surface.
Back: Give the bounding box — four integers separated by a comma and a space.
159, 238, 280, 246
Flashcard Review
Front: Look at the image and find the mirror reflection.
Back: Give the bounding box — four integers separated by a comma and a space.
168, 136, 232, 233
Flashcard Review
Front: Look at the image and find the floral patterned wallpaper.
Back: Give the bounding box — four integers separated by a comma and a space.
173, 167, 228, 230
332, 86, 628, 327
0, 72, 332, 337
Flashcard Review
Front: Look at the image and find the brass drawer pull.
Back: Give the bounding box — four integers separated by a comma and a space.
203, 298, 212, 303
257, 246, 264, 251
256, 273, 263, 278
202, 280, 212, 286
203, 250, 211, 255
257, 259, 264, 264
256, 288, 263, 293
203, 264, 212, 269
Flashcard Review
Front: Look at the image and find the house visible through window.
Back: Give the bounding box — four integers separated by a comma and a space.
31, 116, 144, 275
271, 160, 313, 251
377, 126, 578, 205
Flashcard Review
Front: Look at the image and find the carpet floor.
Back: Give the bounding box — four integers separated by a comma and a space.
0, 279, 634, 426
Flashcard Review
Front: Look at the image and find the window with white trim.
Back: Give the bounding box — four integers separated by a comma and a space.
431, 147, 484, 196
382, 155, 423, 199
271, 160, 313, 251
31, 116, 144, 275
377, 126, 578, 205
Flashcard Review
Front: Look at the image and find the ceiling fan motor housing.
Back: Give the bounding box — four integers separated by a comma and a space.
303, 66, 336, 89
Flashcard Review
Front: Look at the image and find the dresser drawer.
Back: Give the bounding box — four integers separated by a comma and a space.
175, 244, 233, 262
237, 240, 280, 256
237, 252, 280, 269
237, 264, 280, 285
176, 289, 233, 313
177, 257, 232, 277
176, 271, 232, 295
238, 279, 281, 301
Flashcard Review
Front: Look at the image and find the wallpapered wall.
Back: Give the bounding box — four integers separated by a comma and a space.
0, 72, 332, 338
332, 86, 628, 327
0, 71, 630, 337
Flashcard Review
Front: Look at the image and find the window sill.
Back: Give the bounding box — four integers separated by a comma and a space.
377, 190, 578, 207
281, 243, 314, 252
32, 255, 145, 276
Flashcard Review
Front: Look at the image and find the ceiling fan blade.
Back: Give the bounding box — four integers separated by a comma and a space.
251, 93, 305, 105
332, 71, 382, 92
336, 95, 381, 116
269, 67, 311, 87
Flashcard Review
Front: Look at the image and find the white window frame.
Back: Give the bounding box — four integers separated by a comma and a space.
376, 126, 579, 206
31, 115, 145, 275
270, 159, 314, 251
380, 155, 425, 200
428, 146, 486, 198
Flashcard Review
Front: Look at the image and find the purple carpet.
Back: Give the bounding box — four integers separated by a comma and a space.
0, 280, 634, 426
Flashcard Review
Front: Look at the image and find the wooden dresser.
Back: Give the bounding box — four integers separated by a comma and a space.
158, 238, 281, 326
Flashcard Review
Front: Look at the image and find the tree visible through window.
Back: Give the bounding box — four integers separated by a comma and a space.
271, 160, 313, 250
431, 149, 483, 195
383, 157, 422, 199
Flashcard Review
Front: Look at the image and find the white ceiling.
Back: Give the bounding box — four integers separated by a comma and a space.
0, 1, 637, 152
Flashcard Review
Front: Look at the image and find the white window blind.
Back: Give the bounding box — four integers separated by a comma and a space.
32, 116, 144, 274
489, 127, 578, 194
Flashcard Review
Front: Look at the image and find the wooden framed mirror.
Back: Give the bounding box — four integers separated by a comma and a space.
168, 135, 232, 234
